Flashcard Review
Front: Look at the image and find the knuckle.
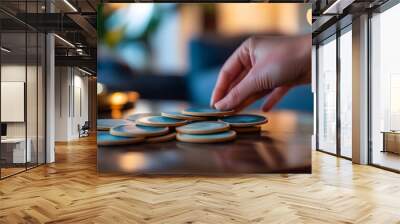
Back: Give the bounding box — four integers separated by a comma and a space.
254, 73, 272, 90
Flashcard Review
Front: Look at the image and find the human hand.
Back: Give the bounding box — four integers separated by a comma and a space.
210, 35, 311, 112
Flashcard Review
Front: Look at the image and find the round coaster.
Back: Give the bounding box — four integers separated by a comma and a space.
136, 116, 187, 127
110, 124, 169, 138
181, 107, 235, 117
177, 130, 236, 143
219, 114, 268, 127
146, 132, 176, 143
127, 112, 160, 122
97, 119, 131, 131
161, 111, 205, 121
97, 131, 144, 146
232, 126, 261, 133
176, 121, 230, 134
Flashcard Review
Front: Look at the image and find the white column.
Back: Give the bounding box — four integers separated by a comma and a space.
352, 14, 369, 164
46, 33, 55, 163
45, 0, 56, 163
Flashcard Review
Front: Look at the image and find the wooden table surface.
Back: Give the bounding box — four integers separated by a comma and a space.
98, 109, 312, 174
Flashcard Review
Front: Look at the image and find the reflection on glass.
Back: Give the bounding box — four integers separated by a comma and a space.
371, 3, 400, 171
1, 31, 27, 177
340, 29, 352, 158
0, 1, 47, 178
318, 37, 337, 154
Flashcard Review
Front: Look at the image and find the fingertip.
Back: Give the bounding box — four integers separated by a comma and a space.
210, 102, 215, 109
214, 100, 226, 111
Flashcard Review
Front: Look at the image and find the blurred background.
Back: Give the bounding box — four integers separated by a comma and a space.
97, 3, 312, 118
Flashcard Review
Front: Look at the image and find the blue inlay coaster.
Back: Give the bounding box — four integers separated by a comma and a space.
127, 112, 161, 121
97, 119, 132, 130
220, 114, 268, 127
110, 124, 169, 138
181, 107, 235, 117
177, 130, 236, 143
176, 121, 229, 134
136, 116, 187, 127
97, 131, 144, 146
161, 111, 205, 121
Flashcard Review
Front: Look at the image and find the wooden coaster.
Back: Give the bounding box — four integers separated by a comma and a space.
136, 116, 187, 127
176, 121, 230, 134
219, 114, 268, 127
110, 124, 169, 138
97, 119, 131, 131
97, 131, 144, 146
127, 112, 160, 122
146, 132, 176, 143
232, 126, 261, 133
177, 130, 236, 143
161, 111, 205, 121
181, 107, 235, 117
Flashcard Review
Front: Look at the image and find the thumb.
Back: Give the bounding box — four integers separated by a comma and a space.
214, 68, 262, 111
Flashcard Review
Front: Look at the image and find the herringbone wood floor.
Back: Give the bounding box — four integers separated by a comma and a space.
1, 135, 400, 224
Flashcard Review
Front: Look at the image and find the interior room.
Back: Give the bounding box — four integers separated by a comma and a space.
313, 0, 400, 171
0, 0, 400, 223
0, 0, 97, 179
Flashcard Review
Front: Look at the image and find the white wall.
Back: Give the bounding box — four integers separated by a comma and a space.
54, 67, 89, 141
1, 65, 39, 138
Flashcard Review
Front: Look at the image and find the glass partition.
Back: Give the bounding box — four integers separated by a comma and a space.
317, 36, 337, 154
0, 0, 46, 179
1, 30, 28, 177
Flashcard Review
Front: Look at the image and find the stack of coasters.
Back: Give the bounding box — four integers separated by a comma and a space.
97, 114, 187, 145
97, 108, 268, 146
220, 114, 267, 133
176, 121, 236, 143
111, 123, 176, 143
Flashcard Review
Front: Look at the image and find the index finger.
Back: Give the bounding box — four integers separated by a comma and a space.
210, 42, 252, 107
